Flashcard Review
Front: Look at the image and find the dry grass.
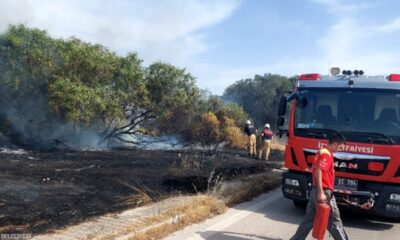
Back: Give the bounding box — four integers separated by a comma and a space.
121, 171, 282, 240
130, 223, 179, 240
117, 181, 153, 207
169, 152, 204, 177
94, 195, 225, 240
231, 134, 287, 152
271, 138, 286, 152
129, 196, 225, 240
230, 135, 287, 152
211, 171, 282, 206
140, 196, 224, 227
0, 224, 28, 234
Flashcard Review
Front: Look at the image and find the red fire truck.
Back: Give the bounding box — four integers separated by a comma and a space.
278, 69, 400, 218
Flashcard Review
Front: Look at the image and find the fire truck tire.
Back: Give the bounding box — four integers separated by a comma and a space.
293, 200, 307, 208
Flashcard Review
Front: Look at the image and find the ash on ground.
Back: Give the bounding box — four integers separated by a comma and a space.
0, 148, 283, 234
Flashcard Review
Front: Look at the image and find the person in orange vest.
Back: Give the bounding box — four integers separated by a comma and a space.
290, 134, 348, 240
244, 120, 257, 157
258, 123, 273, 161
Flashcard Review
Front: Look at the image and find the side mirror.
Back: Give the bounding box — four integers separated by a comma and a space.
276, 91, 292, 138
277, 96, 287, 116
287, 90, 308, 109
287, 91, 298, 102
276, 117, 288, 137
277, 117, 285, 127
287, 90, 308, 101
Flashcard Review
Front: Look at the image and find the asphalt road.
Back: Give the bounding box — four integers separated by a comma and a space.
164, 188, 400, 240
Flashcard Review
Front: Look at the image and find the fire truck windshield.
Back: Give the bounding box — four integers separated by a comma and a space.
294, 88, 400, 145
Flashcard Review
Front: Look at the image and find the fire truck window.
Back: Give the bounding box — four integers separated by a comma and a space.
374, 95, 400, 122
294, 89, 400, 144
314, 94, 337, 127
315, 105, 336, 125
369, 95, 400, 135
315, 94, 338, 118
337, 93, 374, 131
295, 93, 316, 128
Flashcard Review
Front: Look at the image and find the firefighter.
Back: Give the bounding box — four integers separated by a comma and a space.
244, 120, 257, 157
256, 130, 264, 160
290, 134, 348, 240
258, 123, 273, 161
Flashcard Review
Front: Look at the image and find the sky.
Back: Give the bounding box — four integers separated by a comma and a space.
2, 0, 400, 95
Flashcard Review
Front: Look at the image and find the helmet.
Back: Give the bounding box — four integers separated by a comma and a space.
264, 123, 270, 128
246, 120, 251, 125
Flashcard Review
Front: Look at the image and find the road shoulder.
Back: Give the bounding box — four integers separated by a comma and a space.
164, 188, 282, 240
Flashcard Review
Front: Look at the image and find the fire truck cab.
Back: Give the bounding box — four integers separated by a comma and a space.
278, 70, 400, 218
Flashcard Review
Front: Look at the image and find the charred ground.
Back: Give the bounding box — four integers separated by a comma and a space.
0, 148, 283, 234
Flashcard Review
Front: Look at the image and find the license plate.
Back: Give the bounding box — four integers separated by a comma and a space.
335, 178, 358, 189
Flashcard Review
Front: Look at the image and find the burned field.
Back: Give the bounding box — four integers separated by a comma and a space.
0, 148, 283, 234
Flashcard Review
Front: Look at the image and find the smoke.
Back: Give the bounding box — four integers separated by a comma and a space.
0, 83, 105, 150
0, 85, 186, 150
119, 134, 185, 150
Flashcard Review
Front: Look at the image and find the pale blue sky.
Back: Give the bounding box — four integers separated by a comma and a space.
2, 0, 400, 94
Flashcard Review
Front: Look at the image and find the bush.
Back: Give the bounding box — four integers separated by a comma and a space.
191, 112, 222, 149
223, 117, 247, 149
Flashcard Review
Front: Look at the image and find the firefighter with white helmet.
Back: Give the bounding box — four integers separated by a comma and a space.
244, 120, 257, 157
258, 123, 273, 161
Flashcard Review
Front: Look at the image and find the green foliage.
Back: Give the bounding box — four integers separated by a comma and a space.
196, 95, 248, 125
0, 25, 62, 144
222, 74, 296, 129
0, 24, 291, 149
218, 103, 249, 128
187, 95, 249, 150
0, 25, 201, 147
49, 78, 112, 125
144, 62, 200, 134
0, 25, 57, 97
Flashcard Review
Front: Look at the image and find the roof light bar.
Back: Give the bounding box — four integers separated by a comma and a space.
342, 70, 352, 75
298, 73, 321, 81
354, 70, 364, 76
388, 74, 400, 82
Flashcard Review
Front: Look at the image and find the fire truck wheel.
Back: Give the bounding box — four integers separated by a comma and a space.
293, 200, 307, 208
